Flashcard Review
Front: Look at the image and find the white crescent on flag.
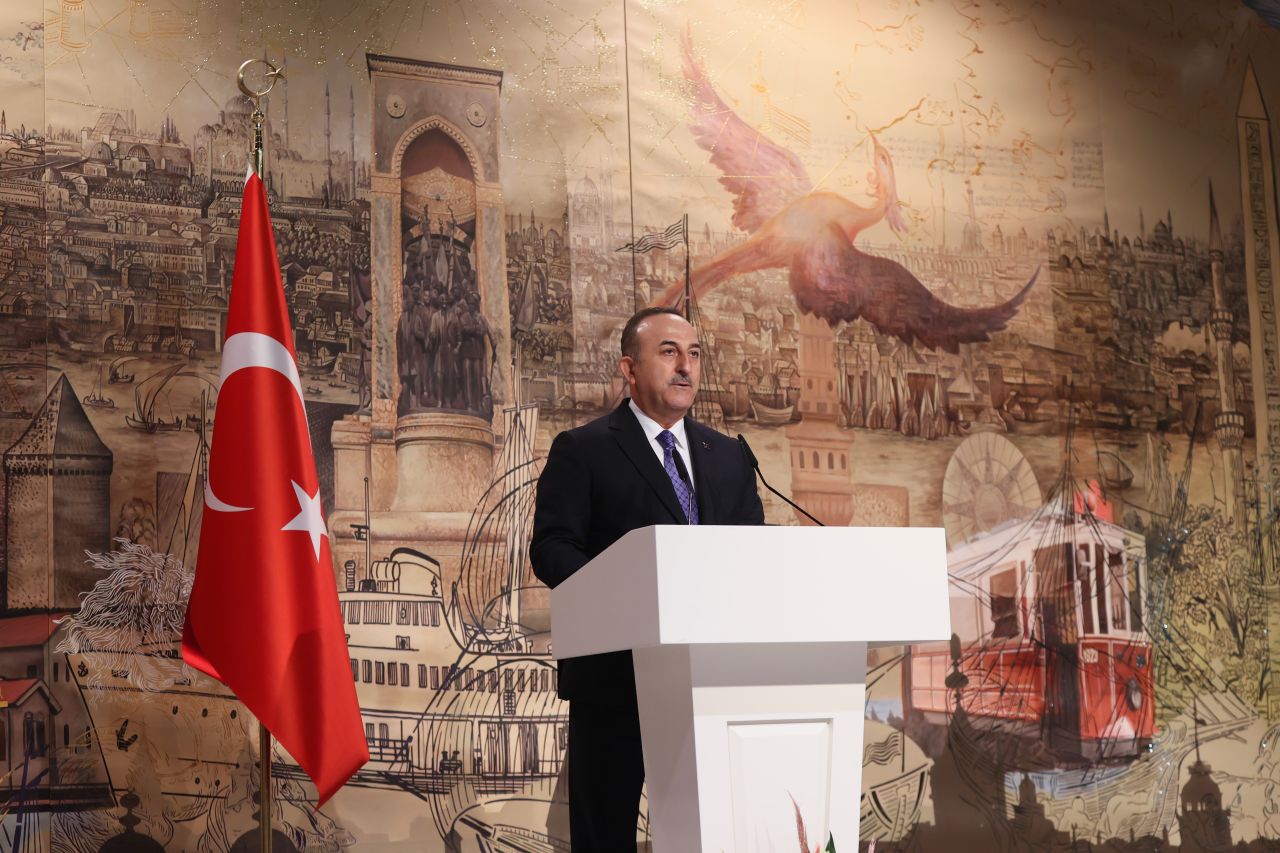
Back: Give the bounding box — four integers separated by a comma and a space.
204, 332, 308, 514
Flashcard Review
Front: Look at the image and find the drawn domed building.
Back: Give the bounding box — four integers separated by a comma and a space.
98, 792, 164, 853
1176, 757, 1232, 853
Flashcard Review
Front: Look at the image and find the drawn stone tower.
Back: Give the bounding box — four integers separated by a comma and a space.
2, 375, 112, 610
786, 313, 854, 525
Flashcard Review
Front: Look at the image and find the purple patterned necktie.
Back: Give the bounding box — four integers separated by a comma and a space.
657, 429, 698, 524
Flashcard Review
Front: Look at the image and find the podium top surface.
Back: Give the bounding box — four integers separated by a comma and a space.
550, 524, 950, 659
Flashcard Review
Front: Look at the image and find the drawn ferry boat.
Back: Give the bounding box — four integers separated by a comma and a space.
59, 402, 567, 849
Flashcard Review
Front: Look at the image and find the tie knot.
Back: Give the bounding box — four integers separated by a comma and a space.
656, 430, 677, 452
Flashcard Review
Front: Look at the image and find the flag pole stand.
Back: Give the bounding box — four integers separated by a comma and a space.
237, 55, 285, 853
259, 721, 273, 853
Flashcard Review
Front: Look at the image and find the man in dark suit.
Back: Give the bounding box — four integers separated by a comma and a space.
531, 306, 764, 851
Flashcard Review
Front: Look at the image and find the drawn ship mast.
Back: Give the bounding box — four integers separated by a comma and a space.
127, 363, 186, 432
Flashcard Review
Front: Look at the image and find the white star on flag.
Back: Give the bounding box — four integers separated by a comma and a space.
282, 480, 326, 560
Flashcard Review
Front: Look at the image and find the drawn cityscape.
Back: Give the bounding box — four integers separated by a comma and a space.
2, 0, 1280, 851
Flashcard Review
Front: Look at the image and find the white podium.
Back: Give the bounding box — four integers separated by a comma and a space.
551, 524, 949, 853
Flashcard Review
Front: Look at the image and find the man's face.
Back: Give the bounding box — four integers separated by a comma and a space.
620, 313, 701, 427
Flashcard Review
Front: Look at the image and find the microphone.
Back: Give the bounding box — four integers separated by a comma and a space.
737, 434, 825, 526
672, 449, 693, 487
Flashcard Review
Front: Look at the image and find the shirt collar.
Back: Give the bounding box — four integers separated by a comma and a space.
629, 399, 690, 453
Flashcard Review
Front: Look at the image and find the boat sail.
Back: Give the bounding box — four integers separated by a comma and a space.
83, 365, 116, 409
126, 363, 185, 432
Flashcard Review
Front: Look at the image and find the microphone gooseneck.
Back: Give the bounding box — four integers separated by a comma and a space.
736, 434, 825, 526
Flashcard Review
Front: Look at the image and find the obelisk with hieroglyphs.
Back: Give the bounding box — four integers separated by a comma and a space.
1238, 59, 1280, 720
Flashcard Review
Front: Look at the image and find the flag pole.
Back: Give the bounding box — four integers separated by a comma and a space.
237, 55, 284, 853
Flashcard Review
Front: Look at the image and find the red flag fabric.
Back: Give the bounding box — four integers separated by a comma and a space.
182, 173, 368, 805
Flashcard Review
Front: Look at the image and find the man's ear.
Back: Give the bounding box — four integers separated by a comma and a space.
619, 355, 635, 386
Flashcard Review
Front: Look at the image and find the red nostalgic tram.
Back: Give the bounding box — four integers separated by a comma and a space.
905, 498, 1155, 765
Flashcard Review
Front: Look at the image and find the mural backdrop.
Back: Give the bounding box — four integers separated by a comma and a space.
3, 0, 1280, 850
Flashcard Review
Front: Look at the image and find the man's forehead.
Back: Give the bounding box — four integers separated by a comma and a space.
636, 314, 699, 345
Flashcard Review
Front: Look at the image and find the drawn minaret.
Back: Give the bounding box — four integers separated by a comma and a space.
325, 81, 333, 200
1208, 183, 1247, 527
1238, 58, 1280, 721
281, 54, 289, 150
349, 85, 357, 199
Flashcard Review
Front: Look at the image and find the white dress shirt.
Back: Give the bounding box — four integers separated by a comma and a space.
629, 399, 695, 488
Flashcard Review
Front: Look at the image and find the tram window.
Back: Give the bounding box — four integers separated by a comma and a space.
1109, 551, 1127, 632
350, 659, 358, 681
362, 660, 372, 683
1129, 557, 1144, 630
401, 663, 410, 687
419, 664, 428, 688
1094, 560, 1108, 634
430, 666, 440, 689
989, 568, 1019, 638
376, 662, 385, 685
1077, 546, 1096, 634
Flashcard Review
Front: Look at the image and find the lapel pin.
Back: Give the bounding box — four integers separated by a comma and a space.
701, 440, 711, 450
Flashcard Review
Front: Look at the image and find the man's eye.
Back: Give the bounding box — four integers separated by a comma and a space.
690, 351, 701, 359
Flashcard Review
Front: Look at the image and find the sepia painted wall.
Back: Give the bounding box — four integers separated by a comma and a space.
2, 0, 1280, 850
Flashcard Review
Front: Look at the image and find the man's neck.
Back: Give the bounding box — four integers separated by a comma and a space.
630, 398, 686, 430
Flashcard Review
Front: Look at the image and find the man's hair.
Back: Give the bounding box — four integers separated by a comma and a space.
620, 306, 685, 359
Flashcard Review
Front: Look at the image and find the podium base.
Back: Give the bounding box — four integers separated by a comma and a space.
633, 642, 866, 853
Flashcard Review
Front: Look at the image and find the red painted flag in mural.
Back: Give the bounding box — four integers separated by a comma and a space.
182, 172, 368, 805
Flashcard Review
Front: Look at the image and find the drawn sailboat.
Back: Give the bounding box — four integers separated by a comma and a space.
126, 364, 185, 432
83, 365, 116, 409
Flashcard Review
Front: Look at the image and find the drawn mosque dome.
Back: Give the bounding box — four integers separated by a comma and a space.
223, 94, 255, 117
88, 141, 114, 162
98, 792, 164, 853
942, 432, 1042, 545
227, 827, 300, 853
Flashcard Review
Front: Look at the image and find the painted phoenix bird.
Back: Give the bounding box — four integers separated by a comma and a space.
657, 35, 1037, 353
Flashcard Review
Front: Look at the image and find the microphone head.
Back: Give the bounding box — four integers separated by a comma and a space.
736, 433, 759, 468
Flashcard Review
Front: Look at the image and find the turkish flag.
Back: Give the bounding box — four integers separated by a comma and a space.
182, 173, 368, 805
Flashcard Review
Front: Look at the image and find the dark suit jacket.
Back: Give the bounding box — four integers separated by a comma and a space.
530, 399, 765, 705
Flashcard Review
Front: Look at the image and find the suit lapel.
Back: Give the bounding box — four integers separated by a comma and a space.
609, 401, 687, 523
685, 417, 720, 525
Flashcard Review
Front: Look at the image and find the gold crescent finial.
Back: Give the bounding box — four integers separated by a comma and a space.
237, 58, 284, 100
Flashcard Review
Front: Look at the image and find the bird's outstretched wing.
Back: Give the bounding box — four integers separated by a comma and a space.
683, 31, 812, 234
790, 225, 1038, 353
